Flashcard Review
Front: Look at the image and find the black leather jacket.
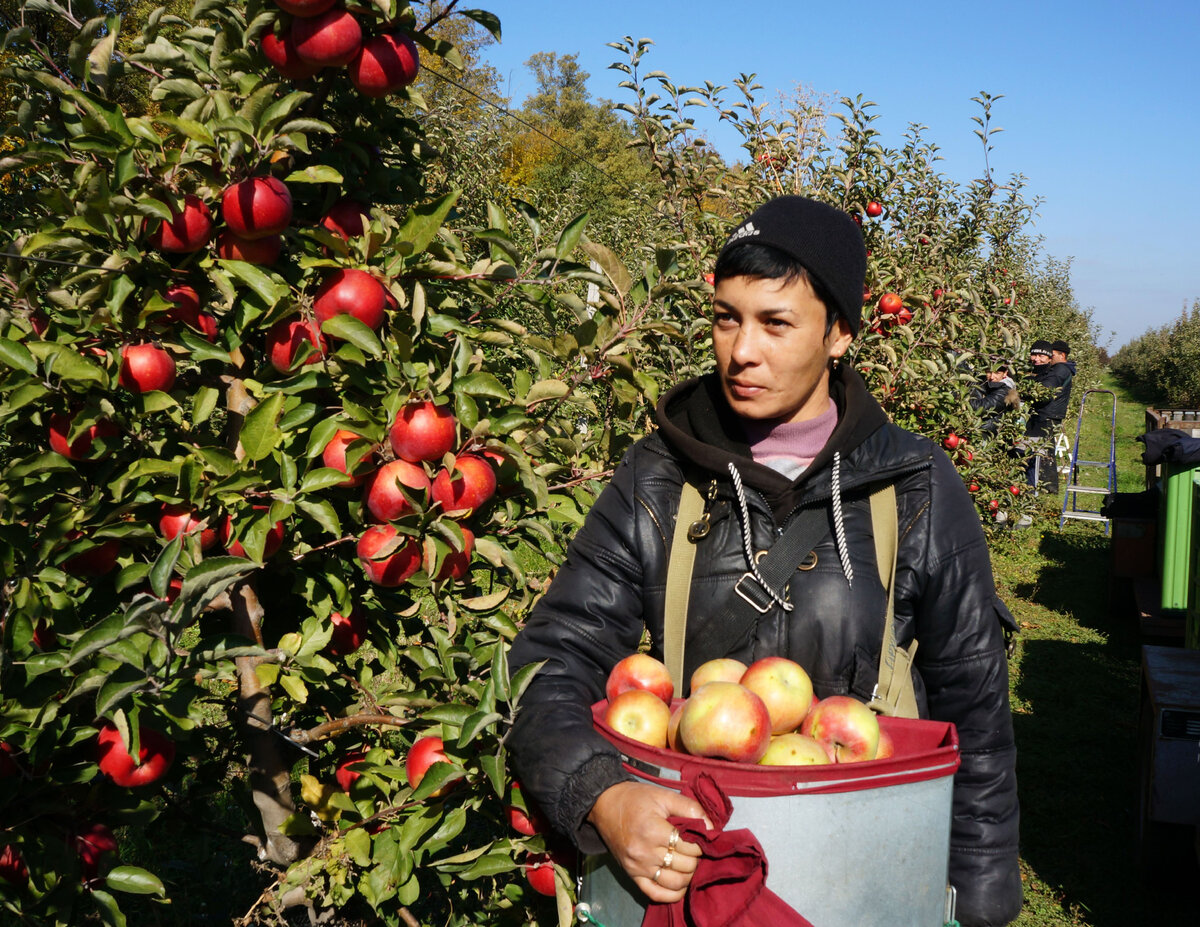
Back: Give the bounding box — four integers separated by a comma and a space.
1025, 361, 1074, 436
508, 368, 1022, 926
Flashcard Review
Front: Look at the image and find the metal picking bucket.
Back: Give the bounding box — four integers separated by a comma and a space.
580, 703, 961, 927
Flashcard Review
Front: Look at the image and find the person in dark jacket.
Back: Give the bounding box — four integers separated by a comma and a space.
507, 196, 1022, 926
970, 364, 1020, 434
1023, 340, 1073, 490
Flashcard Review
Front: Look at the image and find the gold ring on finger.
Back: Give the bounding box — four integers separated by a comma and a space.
667, 828, 680, 850
652, 867, 663, 883
661, 850, 674, 870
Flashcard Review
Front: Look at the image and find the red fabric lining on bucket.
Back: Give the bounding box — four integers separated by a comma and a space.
642, 771, 814, 927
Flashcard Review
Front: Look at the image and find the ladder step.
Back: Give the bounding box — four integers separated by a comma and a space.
1065, 486, 1110, 494
1063, 512, 1109, 522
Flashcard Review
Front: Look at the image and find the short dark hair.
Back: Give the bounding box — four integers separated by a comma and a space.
712, 242, 841, 336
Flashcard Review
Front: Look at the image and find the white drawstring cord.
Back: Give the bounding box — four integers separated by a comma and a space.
726, 462, 794, 612
831, 451, 853, 586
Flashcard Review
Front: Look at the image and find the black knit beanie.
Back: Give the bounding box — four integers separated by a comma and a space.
1029, 340, 1052, 357
1051, 339, 1071, 355
716, 195, 867, 335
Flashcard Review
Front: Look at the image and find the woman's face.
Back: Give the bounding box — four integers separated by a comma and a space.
712, 274, 852, 425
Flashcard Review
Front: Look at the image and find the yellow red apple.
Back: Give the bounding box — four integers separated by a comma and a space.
605, 653, 674, 704
689, 657, 747, 693
603, 689, 670, 749
799, 695, 880, 762
875, 727, 895, 760
758, 732, 832, 766
738, 656, 814, 734
678, 681, 771, 763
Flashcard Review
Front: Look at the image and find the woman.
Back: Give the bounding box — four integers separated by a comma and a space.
507, 196, 1022, 926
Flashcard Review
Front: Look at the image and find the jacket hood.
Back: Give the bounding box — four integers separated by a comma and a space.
655, 366, 924, 515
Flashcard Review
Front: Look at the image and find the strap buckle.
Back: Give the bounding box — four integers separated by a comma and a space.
733, 572, 774, 613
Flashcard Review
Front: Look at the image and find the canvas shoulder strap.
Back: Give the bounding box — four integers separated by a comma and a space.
663, 481, 705, 697
867, 484, 920, 718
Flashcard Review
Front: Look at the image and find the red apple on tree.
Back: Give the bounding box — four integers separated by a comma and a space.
158, 503, 217, 551
357, 524, 421, 586
74, 822, 118, 880
292, 8, 362, 67
216, 229, 282, 265
321, 429, 376, 487
147, 195, 212, 253
320, 198, 370, 241
800, 694, 880, 762
313, 268, 388, 332
328, 608, 367, 657
678, 682, 772, 763
524, 852, 558, 897
507, 782, 548, 837
405, 735, 454, 796
0, 844, 27, 886
349, 32, 420, 98
95, 722, 176, 787
335, 751, 366, 791
261, 28, 324, 80
63, 533, 121, 577
48, 411, 119, 461
603, 689, 671, 749
434, 525, 475, 582
606, 653, 674, 704
389, 400, 457, 463
878, 292, 903, 316
119, 343, 176, 393
221, 176, 292, 240
0, 742, 20, 777
163, 284, 218, 341
364, 459, 430, 522
220, 510, 286, 559
943, 432, 961, 451
265, 316, 326, 374
866, 201, 883, 217
430, 454, 496, 517
739, 656, 814, 734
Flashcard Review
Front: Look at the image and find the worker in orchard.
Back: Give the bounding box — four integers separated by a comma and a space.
508, 196, 1022, 926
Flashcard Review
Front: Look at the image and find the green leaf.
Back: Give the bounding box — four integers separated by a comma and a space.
279, 673, 309, 704
460, 9, 502, 40
298, 467, 351, 494
344, 826, 372, 867
0, 337, 36, 374
180, 557, 259, 611
397, 190, 461, 258
456, 850, 517, 880
320, 315, 383, 356
453, 371, 510, 401
555, 213, 590, 261
105, 866, 166, 896
192, 385, 219, 425
296, 498, 341, 536
284, 165, 344, 184
240, 393, 286, 461
524, 379, 570, 405
582, 239, 632, 297
219, 260, 288, 307
88, 887, 128, 927
456, 711, 502, 746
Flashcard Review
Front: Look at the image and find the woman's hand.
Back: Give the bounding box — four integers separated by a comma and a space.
586, 780, 711, 904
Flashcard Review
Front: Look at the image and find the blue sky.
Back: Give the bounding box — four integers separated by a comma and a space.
476, 0, 1199, 351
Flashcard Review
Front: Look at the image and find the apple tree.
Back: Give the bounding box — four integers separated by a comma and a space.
0, 2, 709, 925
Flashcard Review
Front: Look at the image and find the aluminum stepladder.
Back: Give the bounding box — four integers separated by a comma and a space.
1059, 388, 1117, 532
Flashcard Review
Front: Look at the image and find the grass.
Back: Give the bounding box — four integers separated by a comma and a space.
995, 374, 1199, 926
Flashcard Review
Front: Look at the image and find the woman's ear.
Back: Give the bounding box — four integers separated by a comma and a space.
827, 318, 853, 359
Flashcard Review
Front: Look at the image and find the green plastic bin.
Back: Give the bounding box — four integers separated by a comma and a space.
1158, 461, 1200, 611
